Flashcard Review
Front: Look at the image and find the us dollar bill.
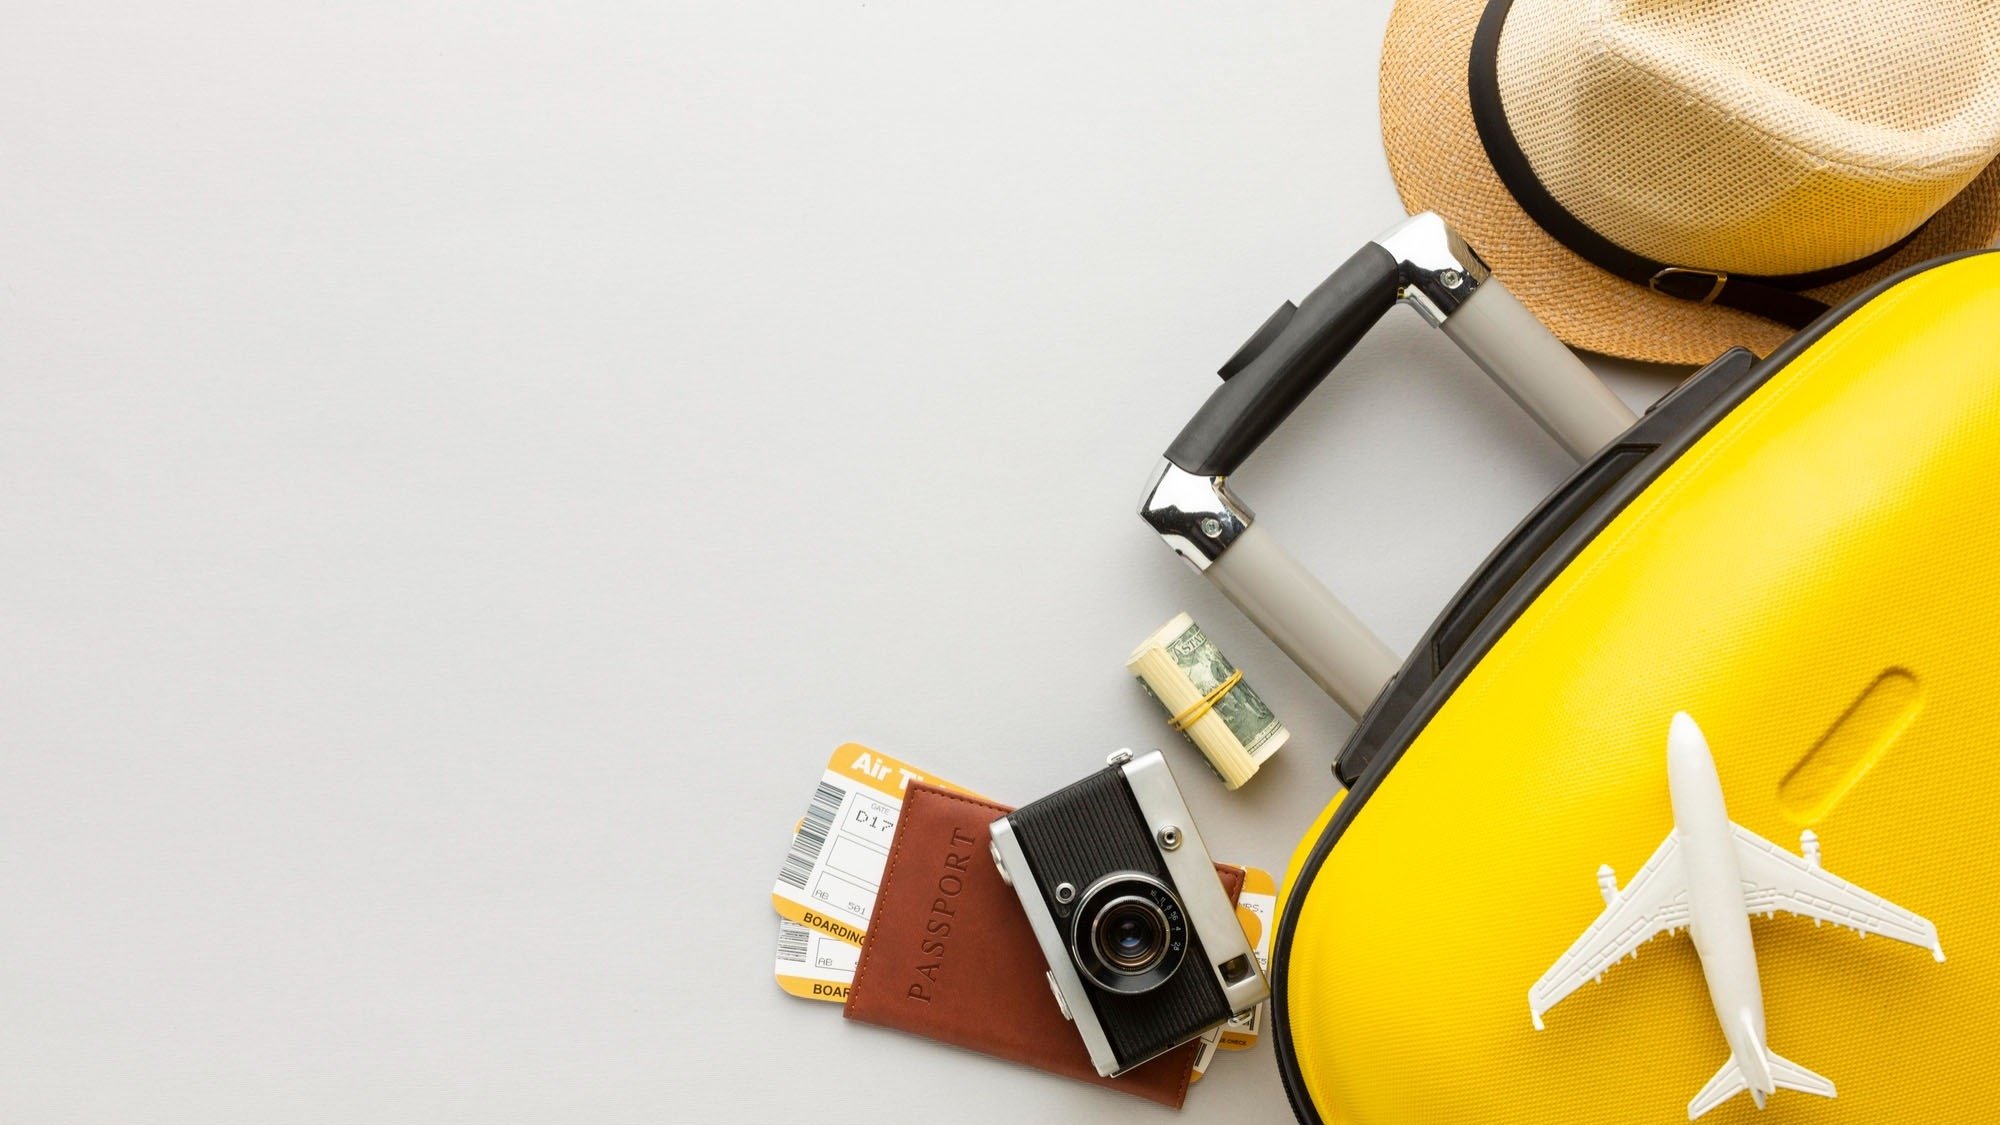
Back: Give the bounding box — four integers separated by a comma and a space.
1128, 612, 1289, 788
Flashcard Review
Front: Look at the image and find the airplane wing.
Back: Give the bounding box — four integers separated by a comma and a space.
1529, 831, 1690, 1029
1732, 824, 1944, 960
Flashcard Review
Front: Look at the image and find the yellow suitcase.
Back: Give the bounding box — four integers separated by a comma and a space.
1273, 249, 2000, 1123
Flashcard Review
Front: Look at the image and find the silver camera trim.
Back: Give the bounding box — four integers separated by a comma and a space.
989, 816, 1120, 1076
1120, 750, 1270, 1016
988, 749, 1271, 1077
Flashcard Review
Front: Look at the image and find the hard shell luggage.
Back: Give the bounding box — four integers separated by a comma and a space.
1143, 218, 2000, 1123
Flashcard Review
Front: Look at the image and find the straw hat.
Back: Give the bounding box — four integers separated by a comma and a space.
1381, 0, 2000, 364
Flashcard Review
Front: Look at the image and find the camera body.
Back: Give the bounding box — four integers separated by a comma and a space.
988, 749, 1269, 1076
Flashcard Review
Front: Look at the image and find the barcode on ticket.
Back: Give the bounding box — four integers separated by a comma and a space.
773, 918, 859, 1003
772, 744, 979, 944
776, 781, 845, 890
775, 921, 811, 964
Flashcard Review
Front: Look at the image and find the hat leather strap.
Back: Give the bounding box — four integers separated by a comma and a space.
1467, 0, 1922, 332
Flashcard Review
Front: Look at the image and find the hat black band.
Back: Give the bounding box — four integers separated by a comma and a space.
1467, 0, 1920, 332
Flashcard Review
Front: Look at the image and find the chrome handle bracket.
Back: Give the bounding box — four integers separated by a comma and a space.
1372, 211, 1491, 327
1138, 459, 1254, 572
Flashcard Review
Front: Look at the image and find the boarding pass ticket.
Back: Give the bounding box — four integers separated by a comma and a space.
770, 743, 981, 945
774, 918, 862, 1003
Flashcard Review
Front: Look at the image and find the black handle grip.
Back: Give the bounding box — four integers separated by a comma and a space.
1164, 243, 1401, 477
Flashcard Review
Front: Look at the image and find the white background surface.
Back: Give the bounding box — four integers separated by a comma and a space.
1, 3, 1679, 1121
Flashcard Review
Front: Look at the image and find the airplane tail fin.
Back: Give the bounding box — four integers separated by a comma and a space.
1687, 1050, 1837, 1119
1767, 1051, 1836, 1099
1737, 1019, 1775, 1096
1687, 1057, 1746, 1120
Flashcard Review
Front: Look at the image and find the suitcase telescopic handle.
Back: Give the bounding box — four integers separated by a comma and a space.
1139, 212, 1638, 719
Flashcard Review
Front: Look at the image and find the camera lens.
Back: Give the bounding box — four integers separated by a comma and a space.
1093, 897, 1170, 973
1068, 872, 1188, 994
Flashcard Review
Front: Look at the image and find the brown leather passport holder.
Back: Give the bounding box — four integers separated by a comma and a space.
843, 781, 1243, 1109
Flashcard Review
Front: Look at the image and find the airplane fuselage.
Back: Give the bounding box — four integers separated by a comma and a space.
1533, 710, 1938, 1117
1666, 714, 1774, 1105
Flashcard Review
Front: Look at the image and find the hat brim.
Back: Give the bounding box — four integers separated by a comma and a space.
1381, 0, 2000, 365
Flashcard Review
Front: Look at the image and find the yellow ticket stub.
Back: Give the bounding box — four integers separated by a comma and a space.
774, 918, 860, 1003
1189, 1026, 1223, 1084
1220, 866, 1278, 1050
770, 743, 977, 945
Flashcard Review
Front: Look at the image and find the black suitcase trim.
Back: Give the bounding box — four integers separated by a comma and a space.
1268, 251, 1991, 1125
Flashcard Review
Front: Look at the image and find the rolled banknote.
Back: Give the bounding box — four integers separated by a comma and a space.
1126, 612, 1289, 789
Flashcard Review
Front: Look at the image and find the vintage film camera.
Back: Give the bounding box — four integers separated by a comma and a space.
988, 749, 1269, 1076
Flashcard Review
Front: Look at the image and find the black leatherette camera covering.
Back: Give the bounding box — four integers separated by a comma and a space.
1007, 765, 1231, 1068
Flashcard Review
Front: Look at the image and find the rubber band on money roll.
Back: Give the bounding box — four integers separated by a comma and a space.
1127, 612, 1290, 790
1167, 669, 1243, 732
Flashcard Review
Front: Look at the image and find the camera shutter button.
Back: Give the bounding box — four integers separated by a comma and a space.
1045, 971, 1073, 1021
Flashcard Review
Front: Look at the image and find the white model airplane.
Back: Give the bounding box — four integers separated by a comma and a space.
1529, 711, 1944, 1120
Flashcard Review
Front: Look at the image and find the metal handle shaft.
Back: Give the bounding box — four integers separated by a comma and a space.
1441, 277, 1636, 458
1203, 524, 1400, 717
